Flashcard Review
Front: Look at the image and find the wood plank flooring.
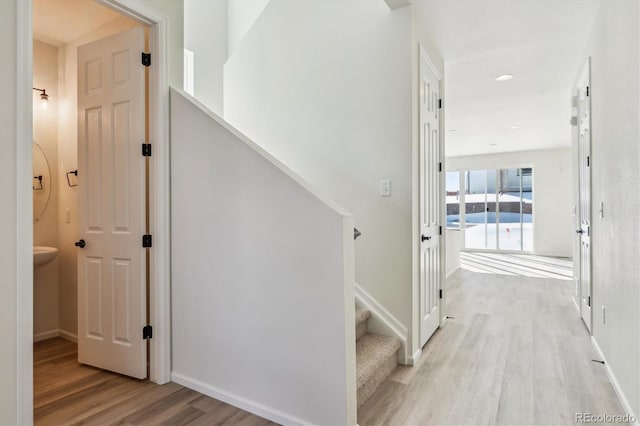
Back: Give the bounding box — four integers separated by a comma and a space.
34, 338, 276, 425
358, 269, 626, 426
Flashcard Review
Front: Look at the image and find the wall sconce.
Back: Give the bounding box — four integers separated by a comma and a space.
33, 87, 49, 110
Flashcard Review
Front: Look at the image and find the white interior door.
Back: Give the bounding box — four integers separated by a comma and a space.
419, 46, 443, 347
77, 27, 147, 379
576, 59, 592, 332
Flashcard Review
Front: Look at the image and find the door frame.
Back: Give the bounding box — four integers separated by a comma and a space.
15, 0, 171, 422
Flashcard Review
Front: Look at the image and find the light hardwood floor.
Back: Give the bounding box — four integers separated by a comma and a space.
34, 338, 276, 425
358, 269, 626, 426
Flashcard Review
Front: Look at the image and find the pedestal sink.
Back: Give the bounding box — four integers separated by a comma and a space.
34, 246, 58, 268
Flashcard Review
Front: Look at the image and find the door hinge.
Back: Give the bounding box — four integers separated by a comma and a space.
439, 225, 443, 235
142, 234, 152, 248
438, 99, 442, 109
587, 296, 591, 307
586, 86, 589, 97
439, 289, 443, 299
587, 156, 590, 167
438, 162, 442, 172
143, 325, 153, 339
141, 52, 151, 67
142, 143, 152, 157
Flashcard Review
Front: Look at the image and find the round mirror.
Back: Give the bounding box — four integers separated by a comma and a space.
33, 142, 51, 223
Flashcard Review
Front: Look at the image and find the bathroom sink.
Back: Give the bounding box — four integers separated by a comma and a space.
33, 246, 58, 268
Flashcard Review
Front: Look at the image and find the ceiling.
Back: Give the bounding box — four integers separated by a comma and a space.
34, 0, 600, 158
33, 0, 123, 46
414, 0, 601, 157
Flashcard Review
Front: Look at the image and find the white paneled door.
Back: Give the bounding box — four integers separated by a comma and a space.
77, 27, 147, 379
577, 59, 592, 332
419, 46, 443, 347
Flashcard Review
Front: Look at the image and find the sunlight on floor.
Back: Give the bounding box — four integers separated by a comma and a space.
460, 252, 573, 280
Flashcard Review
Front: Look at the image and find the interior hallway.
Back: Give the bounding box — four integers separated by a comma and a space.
358, 269, 624, 425
34, 338, 274, 425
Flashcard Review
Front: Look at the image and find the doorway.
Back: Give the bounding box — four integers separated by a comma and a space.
33, 0, 148, 378
19, 0, 171, 422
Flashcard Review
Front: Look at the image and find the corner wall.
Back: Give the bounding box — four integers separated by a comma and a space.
577, 0, 640, 418
447, 148, 573, 257
227, 0, 269, 56
184, 0, 227, 116
224, 0, 415, 336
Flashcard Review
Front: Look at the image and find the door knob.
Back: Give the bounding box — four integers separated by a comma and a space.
421, 235, 431, 242
576, 229, 584, 234
75, 239, 86, 248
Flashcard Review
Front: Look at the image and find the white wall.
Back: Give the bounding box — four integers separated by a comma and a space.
577, 0, 640, 418
224, 0, 415, 339
447, 148, 573, 257
0, 0, 19, 421
227, 0, 269, 56
56, 15, 141, 337
184, 0, 227, 116
170, 90, 356, 425
33, 40, 60, 338
445, 229, 461, 277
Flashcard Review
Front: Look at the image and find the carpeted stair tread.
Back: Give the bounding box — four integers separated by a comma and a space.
355, 307, 370, 341
356, 333, 400, 389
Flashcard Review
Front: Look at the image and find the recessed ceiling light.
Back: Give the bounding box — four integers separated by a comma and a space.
495, 74, 514, 81
490, 143, 497, 146
509, 126, 520, 129
449, 129, 457, 133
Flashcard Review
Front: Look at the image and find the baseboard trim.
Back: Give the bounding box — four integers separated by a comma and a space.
33, 329, 78, 343
590, 336, 639, 425
446, 266, 460, 279
59, 329, 78, 343
354, 282, 409, 364
171, 372, 309, 426
408, 348, 422, 365
572, 295, 580, 315
33, 330, 60, 342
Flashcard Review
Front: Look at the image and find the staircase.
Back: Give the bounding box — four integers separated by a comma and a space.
355, 306, 401, 407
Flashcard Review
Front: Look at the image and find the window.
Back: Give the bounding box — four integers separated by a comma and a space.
446, 171, 461, 228
448, 167, 533, 252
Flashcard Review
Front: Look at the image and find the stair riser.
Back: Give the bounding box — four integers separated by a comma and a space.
357, 351, 397, 407
356, 319, 368, 341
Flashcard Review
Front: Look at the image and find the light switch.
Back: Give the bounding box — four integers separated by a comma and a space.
599, 202, 604, 219
65, 208, 71, 223
380, 180, 391, 197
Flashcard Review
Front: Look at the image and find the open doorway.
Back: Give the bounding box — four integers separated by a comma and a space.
28, 0, 171, 421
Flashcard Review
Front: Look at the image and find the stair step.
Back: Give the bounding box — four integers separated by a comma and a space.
355, 307, 370, 341
356, 333, 400, 407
